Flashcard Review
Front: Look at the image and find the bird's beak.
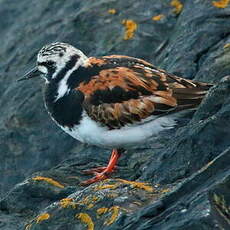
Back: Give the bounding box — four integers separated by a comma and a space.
17, 67, 41, 82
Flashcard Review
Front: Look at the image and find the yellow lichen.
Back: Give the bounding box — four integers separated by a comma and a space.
213, 194, 230, 217
170, 0, 183, 14
224, 43, 230, 49
36, 213, 50, 224
97, 207, 109, 215
212, 0, 229, 8
77, 195, 100, 209
94, 184, 119, 191
91, 196, 100, 202
95, 179, 153, 192
108, 9, 116, 14
122, 19, 137, 40
133, 201, 142, 206
105, 206, 120, 226
213, 193, 221, 204
96, 206, 120, 225
106, 192, 119, 199
213, 194, 227, 210
60, 198, 77, 209
25, 223, 32, 230
87, 203, 94, 209
76, 213, 94, 230
160, 188, 171, 194
32, 176, 64, 188
152, 14, 165, 21
117, 179, 154, 192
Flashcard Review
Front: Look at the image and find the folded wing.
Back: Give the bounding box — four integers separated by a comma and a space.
77, 55, 213, 129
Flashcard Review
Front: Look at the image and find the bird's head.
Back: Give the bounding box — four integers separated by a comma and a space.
18, 42, 88, 83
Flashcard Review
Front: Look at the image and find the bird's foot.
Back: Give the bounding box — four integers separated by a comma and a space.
80, 171, 109, 185
80, 149, 122, 186
82, 166, 117, 175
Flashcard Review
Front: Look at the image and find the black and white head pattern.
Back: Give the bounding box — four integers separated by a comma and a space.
37, 42, 88, 101
37, 42, 87, 81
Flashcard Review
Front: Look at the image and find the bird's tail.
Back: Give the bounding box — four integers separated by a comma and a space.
169, 75, 214, 111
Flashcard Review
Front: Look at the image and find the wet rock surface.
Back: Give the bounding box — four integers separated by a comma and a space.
0, 0, 230, 229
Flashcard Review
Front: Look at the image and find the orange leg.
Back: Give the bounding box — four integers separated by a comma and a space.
82, 150, 118, 175
80, 149, 122, 186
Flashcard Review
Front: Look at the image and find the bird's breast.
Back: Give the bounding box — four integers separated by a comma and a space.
44, 83, 84, 128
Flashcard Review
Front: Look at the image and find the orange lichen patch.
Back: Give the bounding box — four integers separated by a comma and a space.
170, 0, 183, 14
95, 183, 119, 191
160, 188, 171, 194
152, 14, 165, 21
60, 198, 77, 209
105, 206, 120, 226
224, 43, 230, 49
108, 9, 116, 14
76, 213, 94, 230
122, 19, 137, 40
92, 196, 100, 202
117, 179, 154, 192
96, 206, 120, 225
36, 213, 50, 224
32, 176, 64, 188
97, 207, 109, 215
212, 0, 229, 8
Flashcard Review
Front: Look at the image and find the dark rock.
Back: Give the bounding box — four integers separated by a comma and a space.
209, 161, 230, 230
0, 0, 230, 229
141, 76, 230, 185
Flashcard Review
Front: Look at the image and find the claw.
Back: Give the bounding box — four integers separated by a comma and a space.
82, 166, 107, 175
80, 149, 122, 186
82, 166, 117, 175
80, 172, 108, 185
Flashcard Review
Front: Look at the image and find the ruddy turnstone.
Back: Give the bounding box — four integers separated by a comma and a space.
18, 42, 213, 185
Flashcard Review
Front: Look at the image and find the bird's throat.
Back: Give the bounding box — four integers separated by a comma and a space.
44, 82, 84, 128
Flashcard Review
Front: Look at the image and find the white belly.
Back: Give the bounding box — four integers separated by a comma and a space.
61, 112, 177, 149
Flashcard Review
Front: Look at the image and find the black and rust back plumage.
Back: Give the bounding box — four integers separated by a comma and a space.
76, 55, 213, 129
25, 42, 213, 130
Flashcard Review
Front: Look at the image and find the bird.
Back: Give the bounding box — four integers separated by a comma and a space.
18, 42, 213, 185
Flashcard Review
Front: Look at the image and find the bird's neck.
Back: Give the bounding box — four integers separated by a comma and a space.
51, 60, 99, 100
43, 63, 100, 127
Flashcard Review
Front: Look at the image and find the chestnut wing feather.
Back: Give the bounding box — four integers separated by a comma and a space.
77, 56, 213, 129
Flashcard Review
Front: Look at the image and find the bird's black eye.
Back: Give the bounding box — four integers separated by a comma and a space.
46, 61, 55, 67
38, 61, 55, 68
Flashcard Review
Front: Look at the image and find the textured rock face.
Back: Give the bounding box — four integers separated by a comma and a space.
0, 0, 230, 229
